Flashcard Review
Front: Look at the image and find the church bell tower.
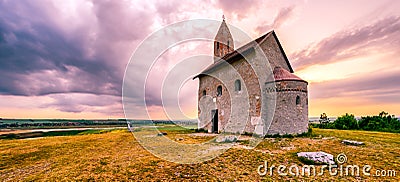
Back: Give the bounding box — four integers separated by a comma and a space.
214, 15, 234, 62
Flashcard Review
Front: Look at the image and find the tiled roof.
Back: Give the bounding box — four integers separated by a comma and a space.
193, 30, 294, 79
219, 31, 272, 61
273, 67, 307, 83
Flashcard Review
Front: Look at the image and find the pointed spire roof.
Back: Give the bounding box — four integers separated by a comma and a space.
214, 18, 233, 45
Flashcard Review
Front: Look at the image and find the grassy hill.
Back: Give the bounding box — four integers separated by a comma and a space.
0, 127, 398, 181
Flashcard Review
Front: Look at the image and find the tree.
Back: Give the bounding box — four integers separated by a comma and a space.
358, 111, 400, 132
379, 111, 388, 117
319, 113, 329, 124
334, 113, 358, 130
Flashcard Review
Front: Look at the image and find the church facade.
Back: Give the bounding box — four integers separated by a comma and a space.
194, 19, 308, 135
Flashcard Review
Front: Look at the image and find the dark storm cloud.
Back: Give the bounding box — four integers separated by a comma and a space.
0, 0, 154, 97
310, 70, 400, 103
0, 24, 119, 96
291, 16, 400, 70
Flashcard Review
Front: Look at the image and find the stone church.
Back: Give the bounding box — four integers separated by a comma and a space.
194, 19, 308, 135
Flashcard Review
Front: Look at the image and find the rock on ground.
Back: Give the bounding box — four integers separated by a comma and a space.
215, 135, 238, 143
157, 132, 167, 136
342, 140, 364, 146
297, 151, 335, 165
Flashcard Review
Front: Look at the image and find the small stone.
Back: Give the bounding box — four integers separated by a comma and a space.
342, 140, 364, 146
297, 151, 335, 165
215, 135, 238, 143
157, 132, 167, 136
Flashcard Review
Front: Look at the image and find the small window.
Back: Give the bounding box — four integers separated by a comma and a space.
216, 42, 219, 50
227, 40, 230, 48
234, 79, 241, 91
217, 86, 222, 96
202, 90, 206, 96
296, 95, 301, 105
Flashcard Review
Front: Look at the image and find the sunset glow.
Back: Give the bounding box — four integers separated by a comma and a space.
0, 0, 399, 119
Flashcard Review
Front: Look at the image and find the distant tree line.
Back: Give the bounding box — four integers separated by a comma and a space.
0, 119, 197, 129
0, 120, 127, 129
313, 111, 400, 133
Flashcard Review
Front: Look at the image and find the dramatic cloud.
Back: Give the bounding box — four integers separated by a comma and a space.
256, 6, 296, 33
0, 0, 155, 97
0, 0, 221, 116
310, 70, 400, 104
0, 0, 159, 116
291, 16, 400, 70
0, 1, 399, 118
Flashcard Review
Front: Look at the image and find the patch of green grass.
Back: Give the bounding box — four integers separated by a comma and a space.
79, 129, 112, 135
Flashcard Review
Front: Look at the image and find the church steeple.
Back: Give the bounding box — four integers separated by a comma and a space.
214, 16, 234, 61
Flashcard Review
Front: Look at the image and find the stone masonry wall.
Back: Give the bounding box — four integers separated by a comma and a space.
265, 80, 308, 134
198, 53, 261, 133
261, 34, 292, 72
198, 33, 308, 135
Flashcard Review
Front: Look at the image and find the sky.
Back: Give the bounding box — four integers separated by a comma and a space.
0, 0, 399, 119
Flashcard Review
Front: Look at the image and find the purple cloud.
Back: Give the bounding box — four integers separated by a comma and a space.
216, 0, 259, 19
43, 93, 123, 115
0, 1, 219, 115
310, 70, 400, 104
291, 16, 400, 70
256, 6, 296, 33
0, 1, 156, 98
0, 0, 164, 115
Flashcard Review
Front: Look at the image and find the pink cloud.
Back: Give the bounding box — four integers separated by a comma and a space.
256, 6, 296, 33
291, 16, 400, 70
216, 0, 260, 20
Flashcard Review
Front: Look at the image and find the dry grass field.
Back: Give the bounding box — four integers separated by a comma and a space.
0, 127, 399, 181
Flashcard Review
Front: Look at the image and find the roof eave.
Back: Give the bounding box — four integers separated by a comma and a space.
265, 79, 308, 84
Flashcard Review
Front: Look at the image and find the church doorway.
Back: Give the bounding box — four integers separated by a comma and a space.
211, 109, 218, 133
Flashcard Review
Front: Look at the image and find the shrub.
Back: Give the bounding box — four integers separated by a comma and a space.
194, 128, 208, 133
334, 113, 358, 130
358, 111, 400, 132
296, 126, 314, 137
316, 111, 400, 133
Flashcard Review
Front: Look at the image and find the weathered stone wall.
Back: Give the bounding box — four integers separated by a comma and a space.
265, 80, 308, 134
198, 32, 308, 135
198, 75, 231, 132
231, 57, 262, 134
198, 53, 261, 133
260, 34, 292, 72
214, 41, 233, 61
198, 65, 308, 135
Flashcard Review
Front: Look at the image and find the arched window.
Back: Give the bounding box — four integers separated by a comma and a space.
202, 90, 206, 96
296, 95, 301, 105
227, 40, 230, 48
234, 79, 241, 91
216, 42, 219, 50
217, 86, 222, 96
